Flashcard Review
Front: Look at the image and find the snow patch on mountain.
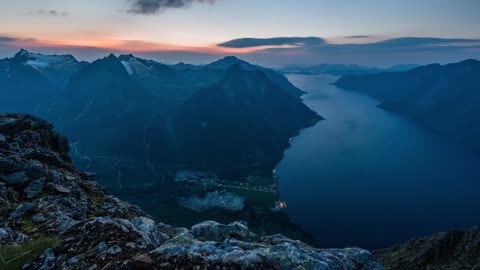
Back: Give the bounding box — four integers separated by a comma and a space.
119, 55, 156, 76
20, 51, 76, 70
121, 60, 134, 75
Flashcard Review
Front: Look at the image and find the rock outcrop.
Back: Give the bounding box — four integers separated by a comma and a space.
374, 227, 480, 270
0, 114, 382, 269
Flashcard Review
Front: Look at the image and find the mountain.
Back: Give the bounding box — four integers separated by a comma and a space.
280, 63, 418, 76
0, 114, 382, 270
0, 52, 56, 115
0, 49, 86, 115
51, 54, 216, 164
148, 65, 322, 173
375, 227, 480, 270
206, 56, 306, 97
13, 49, 87, 88
334, 59, 480, 152
20, 52, 321, 185
0, 51, 321, 236
118, 54, 222, 105
56, 54, 156, 161
169, 61, 202, 70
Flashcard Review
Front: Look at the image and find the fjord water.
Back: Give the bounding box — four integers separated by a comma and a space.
277, 74, 480, 249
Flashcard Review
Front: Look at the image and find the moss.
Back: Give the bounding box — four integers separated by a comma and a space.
87, 193, 106, 218
0, 237, 61, 270
171, 234, 194, 245
281, 256, 292, 264
20, 222, 36, 234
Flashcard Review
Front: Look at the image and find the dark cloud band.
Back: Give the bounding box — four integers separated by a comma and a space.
0, 36, 18, 43
129, 0, 216, 14
345, 35, 371, 39
0, 36, 36, 44
218, 37, 325, 48
219, 36, 480, 53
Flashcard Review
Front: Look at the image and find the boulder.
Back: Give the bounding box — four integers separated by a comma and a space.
133, 254, 153, 269
1, 171, 30, 185
0, 133, 6, 144
191, 220, 255, 242
0, 155, 23, 173
9, 202, 35, 219
23, 177, 46, 199
52, 184, 71, 194
132, 216, 167, 246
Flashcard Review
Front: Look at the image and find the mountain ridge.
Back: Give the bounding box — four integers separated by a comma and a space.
334, 58, 480, 153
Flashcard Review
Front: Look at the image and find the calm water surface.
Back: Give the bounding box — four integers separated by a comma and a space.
277, 74, 480, 249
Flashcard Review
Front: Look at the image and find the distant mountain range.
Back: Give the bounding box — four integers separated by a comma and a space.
334, 59, 480, 153
280, 63, 418, 76
0, 50, 321, 187
0, 50, 86, 114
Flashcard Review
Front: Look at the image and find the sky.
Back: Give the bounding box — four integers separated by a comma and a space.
0, 0, 479, 66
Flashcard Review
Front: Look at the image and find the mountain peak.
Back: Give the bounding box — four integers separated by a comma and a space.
458, 58, 480, 65
222, 55, 241, 61
17, 48, 30, 55
13, 49, 32, 61
12, 50, 79, 71
106, 53, 118, 60
118, 54, 136, 61
207, 56, 252, 70
217, 56, 246, 64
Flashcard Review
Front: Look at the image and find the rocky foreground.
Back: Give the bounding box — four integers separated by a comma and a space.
0, 114, 382, 269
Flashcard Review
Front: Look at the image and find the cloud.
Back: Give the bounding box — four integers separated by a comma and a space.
0, 36, 18, 43
34, 9, 68, 16
128, 0, 216, 14
251, 37, 480, 54
0, 35, 36, 44
345, 35, 371, 39
217, 37, 325, 48
239, 36, 480, 66
367, 37, 480, 48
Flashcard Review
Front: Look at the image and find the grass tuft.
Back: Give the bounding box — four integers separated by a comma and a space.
0, 237, 61, 270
